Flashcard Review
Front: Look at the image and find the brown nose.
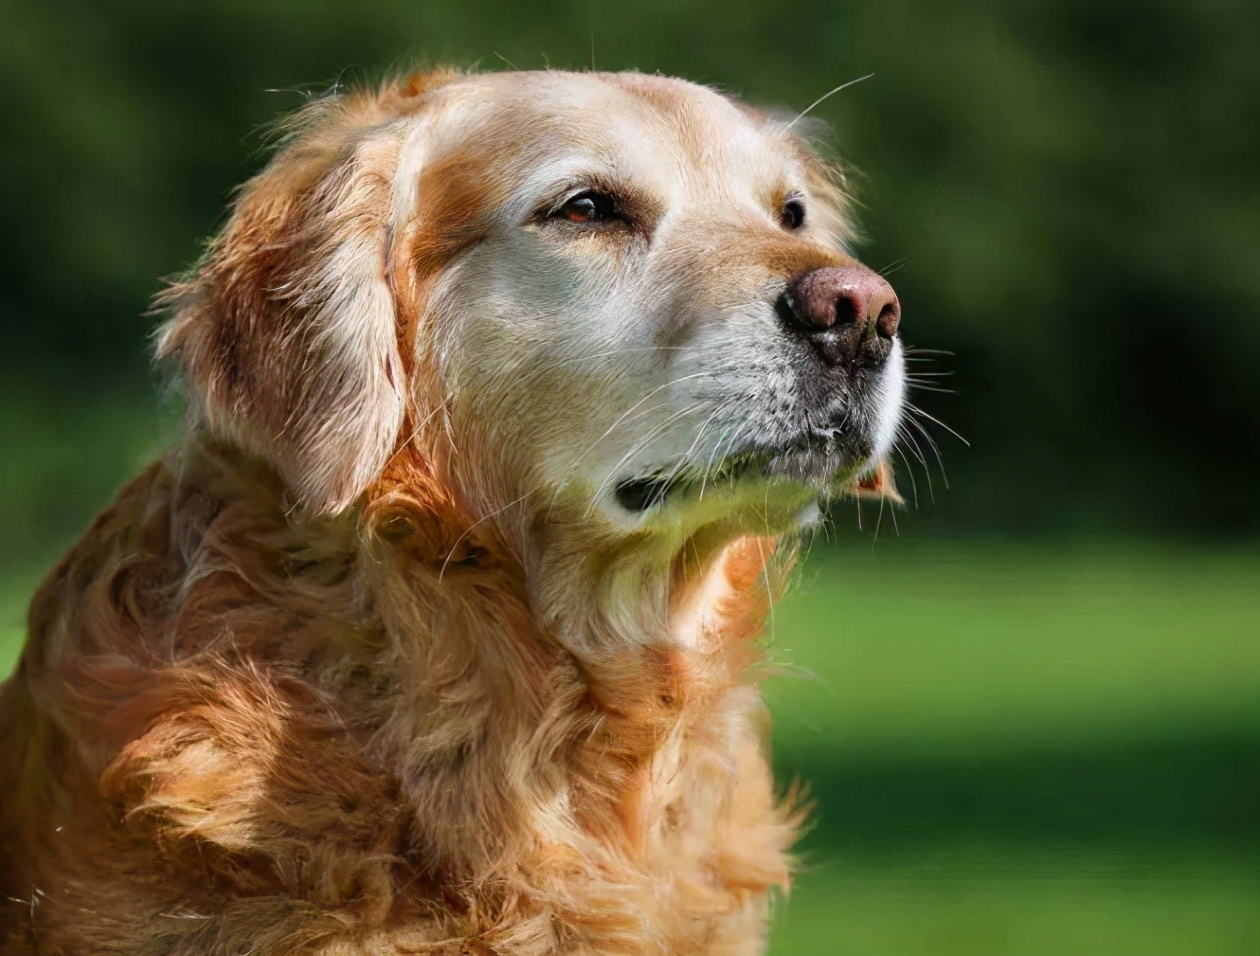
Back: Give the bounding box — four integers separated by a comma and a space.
779, 264, 901, 367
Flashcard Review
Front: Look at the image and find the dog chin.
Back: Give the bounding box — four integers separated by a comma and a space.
610, 438, 872, 519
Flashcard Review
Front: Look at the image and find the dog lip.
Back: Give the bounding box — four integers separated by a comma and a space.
613, 432, 872, 512
614, 475, 677, 512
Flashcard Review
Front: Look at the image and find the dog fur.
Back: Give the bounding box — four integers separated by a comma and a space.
0, 68, 903, 955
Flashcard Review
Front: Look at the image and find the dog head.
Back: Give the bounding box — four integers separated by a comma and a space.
158, 69, 904, 560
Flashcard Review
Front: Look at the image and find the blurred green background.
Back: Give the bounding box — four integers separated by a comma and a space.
1, 1, 1257, 953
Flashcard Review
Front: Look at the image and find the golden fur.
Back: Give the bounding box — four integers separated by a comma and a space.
0, 68, 899, 954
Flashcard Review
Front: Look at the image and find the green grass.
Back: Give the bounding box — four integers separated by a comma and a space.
771, 854, 1260, 956
761, 538, 1260, 955
764, 538, 1260, 753
3, 536, 1257, 954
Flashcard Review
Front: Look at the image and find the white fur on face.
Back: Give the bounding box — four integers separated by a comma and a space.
872, 338, 907, 462
416, 72, 905, 537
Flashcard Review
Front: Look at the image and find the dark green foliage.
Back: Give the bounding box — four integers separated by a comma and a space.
1, 0, 1258, 538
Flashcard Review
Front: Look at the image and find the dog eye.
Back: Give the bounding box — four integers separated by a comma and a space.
780, 194, 806, 230
555, 190, 619, 224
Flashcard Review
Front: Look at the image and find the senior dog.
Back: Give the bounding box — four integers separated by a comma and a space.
0, 68, 904, 955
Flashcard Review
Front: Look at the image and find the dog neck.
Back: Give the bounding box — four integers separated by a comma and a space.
351, 443, 788, 871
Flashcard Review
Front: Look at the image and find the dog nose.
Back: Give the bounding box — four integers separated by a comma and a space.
779, 264, 901, 367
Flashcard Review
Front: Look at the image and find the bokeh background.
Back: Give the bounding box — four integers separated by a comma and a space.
1, 1, 1257, 953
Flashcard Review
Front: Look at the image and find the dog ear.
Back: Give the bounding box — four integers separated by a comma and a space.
156, 104, 408, 514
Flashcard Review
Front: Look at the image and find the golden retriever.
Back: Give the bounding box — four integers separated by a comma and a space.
0, 68, 904, 955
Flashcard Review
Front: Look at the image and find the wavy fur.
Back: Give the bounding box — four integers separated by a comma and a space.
1, 68, 900, 955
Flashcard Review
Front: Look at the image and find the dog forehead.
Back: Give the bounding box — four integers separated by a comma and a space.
426, 71, 793, 193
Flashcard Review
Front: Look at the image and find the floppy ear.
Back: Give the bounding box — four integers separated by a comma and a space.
156, 108, 407, 514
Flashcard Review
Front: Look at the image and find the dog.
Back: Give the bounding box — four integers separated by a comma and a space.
0, 68, 904, 955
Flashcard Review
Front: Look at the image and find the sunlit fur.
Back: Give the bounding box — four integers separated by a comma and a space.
0, 69, 903, 955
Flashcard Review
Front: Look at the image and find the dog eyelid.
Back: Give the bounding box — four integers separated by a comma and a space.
533, 181, 640, 229
546, 188, 624, 226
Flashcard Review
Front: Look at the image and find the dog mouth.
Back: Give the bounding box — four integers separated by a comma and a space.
613, 434, 873, 513
610, 339, 905, 515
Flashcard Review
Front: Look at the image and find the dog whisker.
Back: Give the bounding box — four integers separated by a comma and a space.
698, 419, 741, 502
551, 343, 725, 366
575, 367, 738, 470
906, 432, 938, 500
873, 487, 887, 543
438, 488, 539, 583
785, 73, 875, 130
656, 404, 730, 496
906, 402, 970, 448
903, 414, 951, 489
904, 380, 957, 395
893, 442, 921, 509
584, 401, 711, 516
